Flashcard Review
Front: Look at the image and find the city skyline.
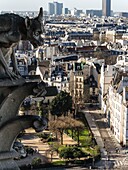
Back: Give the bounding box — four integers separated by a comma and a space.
0, 0, 127, 12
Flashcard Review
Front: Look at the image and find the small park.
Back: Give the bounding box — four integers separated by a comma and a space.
19, 91, 101, 169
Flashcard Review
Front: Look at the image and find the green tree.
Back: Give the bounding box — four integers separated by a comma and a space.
73, 120, 85, 146
59, 146, 86, 160
50, 91, 72, 117
66, 118, 85, 146
59, 147, 74, 160
49, 116, 84, 145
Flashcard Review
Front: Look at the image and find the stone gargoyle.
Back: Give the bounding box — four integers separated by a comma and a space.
0, 7, 44, 80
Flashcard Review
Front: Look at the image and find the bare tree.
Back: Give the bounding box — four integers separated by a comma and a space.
49, 116, 84, 146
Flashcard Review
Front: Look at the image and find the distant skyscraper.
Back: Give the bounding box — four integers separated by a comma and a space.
48, 3, 55, 15
64, 8, 69, 15
48, 2, 63, 16
54, 2, 63, 15
102, 0, 111, 16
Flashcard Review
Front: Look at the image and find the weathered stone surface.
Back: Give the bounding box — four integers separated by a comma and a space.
0, 151, 20, 170
0, 7, 46, 169
0, 80, 45, 127
0, 80, 47, 169
0, 115, 47, 152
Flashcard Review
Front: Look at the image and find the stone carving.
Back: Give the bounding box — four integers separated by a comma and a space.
0, 8, 47, 170
0, 80, 47, 170
0, 81, 46, 127
0, 115, 47, 152
0, 7, 44, 80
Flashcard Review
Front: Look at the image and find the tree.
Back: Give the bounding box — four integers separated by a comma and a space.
49, 117, 70, 145
59, 146, 86, 160
64, 117, 85, 145
49, 116, 84, 145
70, 119, 85, 146
59, 147, 73, 160
50, 91, 72, 117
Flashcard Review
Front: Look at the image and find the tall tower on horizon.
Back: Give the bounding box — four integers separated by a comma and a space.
48, 3, 55, 15
48, 2, 63, 15
102, 0, 111, 16
54, 2, 63, 15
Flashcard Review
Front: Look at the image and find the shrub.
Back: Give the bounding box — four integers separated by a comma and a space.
37, 133, 50, 139
59, 147, 73, 159
31, 157, 41, 166
52, 160, 66, 166
59, 146, 88, 160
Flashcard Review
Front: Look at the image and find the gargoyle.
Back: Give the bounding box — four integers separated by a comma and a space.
0, 7, 44, 80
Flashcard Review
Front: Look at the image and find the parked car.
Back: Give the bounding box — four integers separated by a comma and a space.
13, 141, 27, 159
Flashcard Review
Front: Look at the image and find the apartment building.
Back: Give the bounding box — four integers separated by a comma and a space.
105, 55, 128, 146
70, 71, 84, 104
99, 63, 115, 109
107, 73, 128, 146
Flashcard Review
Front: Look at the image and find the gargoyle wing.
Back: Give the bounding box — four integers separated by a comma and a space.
0, 14, 12, 32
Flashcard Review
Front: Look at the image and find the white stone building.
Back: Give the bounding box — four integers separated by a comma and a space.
107, 74, 128, 146
105, 55, 128, 146
99, 63, 115, 110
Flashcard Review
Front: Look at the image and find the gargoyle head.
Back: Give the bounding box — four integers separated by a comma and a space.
25, 7, 45, 48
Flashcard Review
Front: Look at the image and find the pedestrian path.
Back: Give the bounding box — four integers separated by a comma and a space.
113, 156, 128, 168
106, 127, 122, 151
82, 110, 107, 158
122, 157, 128, 167
16, 128, 79, 167
114, 160, 123, 168
63, 133, 77, 145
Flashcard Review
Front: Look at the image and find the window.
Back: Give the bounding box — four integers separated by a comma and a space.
76, 90, 78, 95
79, 90, 82, 96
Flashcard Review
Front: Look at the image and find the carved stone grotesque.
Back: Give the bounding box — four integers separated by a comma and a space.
0, 7, 44, 80
0, 8, 47, 170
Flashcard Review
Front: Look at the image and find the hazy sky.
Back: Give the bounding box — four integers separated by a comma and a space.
0, 0, 127, 12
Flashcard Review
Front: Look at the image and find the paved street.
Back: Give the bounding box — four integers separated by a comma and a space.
82, 107, 128, 169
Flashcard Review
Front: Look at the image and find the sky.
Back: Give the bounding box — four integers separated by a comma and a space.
0, 0, 127, 12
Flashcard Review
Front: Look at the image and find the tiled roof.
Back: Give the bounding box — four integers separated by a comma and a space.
38, 61, 50, 68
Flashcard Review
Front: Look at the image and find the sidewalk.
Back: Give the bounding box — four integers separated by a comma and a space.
63, 133, 77, 145
82, 110, 107, 158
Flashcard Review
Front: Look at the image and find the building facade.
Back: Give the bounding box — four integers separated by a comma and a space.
48, 2, 63, 15
54, 2, 63, 15
64, 8, 69, 15
102, 0, 111, 16
86, 10, 102, 17
107, 75, 128, 146
48, 3, 55, 15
